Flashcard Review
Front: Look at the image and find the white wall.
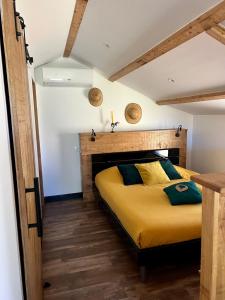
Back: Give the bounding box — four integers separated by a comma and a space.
37, 70, 193, 197
192, 115, 225, 173
0, 49, 23, 300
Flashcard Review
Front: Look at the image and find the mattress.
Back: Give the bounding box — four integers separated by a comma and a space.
95, 165, 202, 249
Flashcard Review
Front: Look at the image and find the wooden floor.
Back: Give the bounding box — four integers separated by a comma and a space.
43, 199, 200, 300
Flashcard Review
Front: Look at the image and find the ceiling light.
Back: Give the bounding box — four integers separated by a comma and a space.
168, 78, 175, 83
104, 43, 110, 48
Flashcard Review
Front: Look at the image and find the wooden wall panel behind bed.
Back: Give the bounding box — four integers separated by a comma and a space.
79, 129, 187, 200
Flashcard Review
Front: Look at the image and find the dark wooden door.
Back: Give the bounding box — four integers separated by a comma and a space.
1, 1, 43, 299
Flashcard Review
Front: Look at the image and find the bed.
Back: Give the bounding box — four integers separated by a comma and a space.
94, 163, 202, 280
95, 165, 202, 249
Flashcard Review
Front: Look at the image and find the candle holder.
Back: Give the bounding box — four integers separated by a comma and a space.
111, 121, 119, 133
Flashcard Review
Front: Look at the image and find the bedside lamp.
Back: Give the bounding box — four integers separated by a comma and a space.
175, 125, 182, 137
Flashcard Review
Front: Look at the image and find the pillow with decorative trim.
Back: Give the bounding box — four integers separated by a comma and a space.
164, 181, 202, 205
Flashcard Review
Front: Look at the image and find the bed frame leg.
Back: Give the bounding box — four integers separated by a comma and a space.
95, 192, 103, 208
140, 265, 147, 282
137, 251, 148, 282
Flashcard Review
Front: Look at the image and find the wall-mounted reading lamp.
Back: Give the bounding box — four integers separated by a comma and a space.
91, 129, 96, 142
175, 125, 182, 137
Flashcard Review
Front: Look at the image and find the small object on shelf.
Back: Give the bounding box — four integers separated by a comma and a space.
91, 129, 96, 141
111, 121, 119, 133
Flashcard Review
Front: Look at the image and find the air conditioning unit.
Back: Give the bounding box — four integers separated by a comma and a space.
35, 66, 93, 87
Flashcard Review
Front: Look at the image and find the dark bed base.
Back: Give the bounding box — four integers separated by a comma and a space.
94, 187, 201, 282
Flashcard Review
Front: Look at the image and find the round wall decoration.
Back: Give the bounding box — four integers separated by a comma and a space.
125, 103, 142, 124
88, 87, 103, 107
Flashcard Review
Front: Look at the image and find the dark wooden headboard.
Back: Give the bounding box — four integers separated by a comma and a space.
79, 129, 187, 201
91, 148, 180, 180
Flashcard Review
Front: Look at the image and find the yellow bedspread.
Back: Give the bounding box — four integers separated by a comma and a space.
95, 165, 202, 249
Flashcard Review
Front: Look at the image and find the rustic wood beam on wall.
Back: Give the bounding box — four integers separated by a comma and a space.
156, 91, 225, 105
207, 24, 225, 45
109, 1, 225, 82
63, 0, 88, 57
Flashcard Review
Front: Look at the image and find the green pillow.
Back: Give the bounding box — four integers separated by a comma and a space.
164, 181, 202, 205
160, 159, 182, 180
118, 164, 143, 185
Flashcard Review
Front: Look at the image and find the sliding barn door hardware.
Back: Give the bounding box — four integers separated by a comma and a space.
13, 1, 33, 64
43, 282, 51, 289
18, 15, 34, 65
25, 42, 34, 65
18, 15, 26, 30
13, 0, 21, 40
25, 177, 43, 237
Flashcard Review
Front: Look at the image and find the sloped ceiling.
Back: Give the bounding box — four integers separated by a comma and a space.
17, 0, 225, 114
119, 33, 225, 100
72, 0, 225, 114
16, 0, 75, 67
73, 0, 223, 76
172, 99, 225, 115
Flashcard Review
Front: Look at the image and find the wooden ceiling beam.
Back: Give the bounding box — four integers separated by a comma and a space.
109, 1, 225, 82
63, 0, 88, 57
156, 91, 225, 105
206, 24, 225, 45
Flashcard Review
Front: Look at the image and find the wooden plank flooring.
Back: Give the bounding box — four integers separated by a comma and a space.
43, 200, 200, 300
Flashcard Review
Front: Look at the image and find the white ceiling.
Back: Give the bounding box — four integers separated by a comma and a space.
73, 0, 223, 75
120, 32, 225, 100
17, 0, 225, 115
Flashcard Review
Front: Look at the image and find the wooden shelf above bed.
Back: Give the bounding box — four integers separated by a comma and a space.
79, 129, 187, 200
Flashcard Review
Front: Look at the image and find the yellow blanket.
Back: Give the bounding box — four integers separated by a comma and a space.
95, 165, 202, 249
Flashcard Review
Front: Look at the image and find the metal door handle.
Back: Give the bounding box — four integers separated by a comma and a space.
25, 177, 43, 237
